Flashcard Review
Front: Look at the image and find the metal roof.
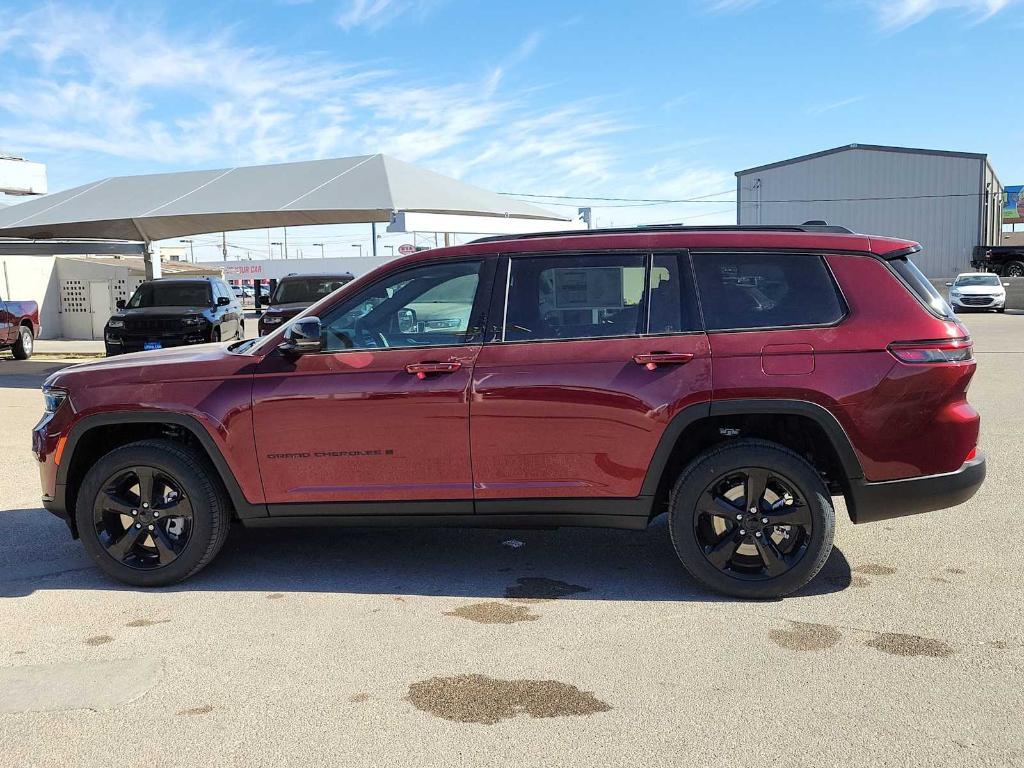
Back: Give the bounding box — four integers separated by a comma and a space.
0, 154, 567, 242
736, 143, 989, 177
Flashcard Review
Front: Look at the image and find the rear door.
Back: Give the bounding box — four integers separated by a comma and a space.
469, 250, 711, 512
252, 257, 493, 511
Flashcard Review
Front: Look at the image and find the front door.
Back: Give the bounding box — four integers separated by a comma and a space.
252, 258, 491, 512
89, 281, 110, 340
470, 251, 711, 506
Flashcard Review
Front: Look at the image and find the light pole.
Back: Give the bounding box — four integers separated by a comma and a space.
271, 241, 283, 259
384, 245, 394, 257
313, 242, 326, 258
351, 244, 363, 257
179, 239, 195, 262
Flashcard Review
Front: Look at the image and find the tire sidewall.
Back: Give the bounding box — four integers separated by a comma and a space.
75, 443, 220, 587
669, 441, 835, 599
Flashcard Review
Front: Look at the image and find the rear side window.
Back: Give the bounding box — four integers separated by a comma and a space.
889, 256, 954, 318
693, 252, 846, 331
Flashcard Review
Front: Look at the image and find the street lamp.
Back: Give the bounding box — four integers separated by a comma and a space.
179, 239, 195, 262
313, 242, 326, 258
271, 241, 283, 259
384, 245, 394, 257
351, 244, 363, 257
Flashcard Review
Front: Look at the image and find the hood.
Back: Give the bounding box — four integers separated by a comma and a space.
264, 302, 309, 316
44, 342, 258, 391
951, 285, 1004, 295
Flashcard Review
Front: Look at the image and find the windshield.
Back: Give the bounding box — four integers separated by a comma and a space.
955, 275, 1000, 287
271, 277, 351, 304
127, 282, 211, 308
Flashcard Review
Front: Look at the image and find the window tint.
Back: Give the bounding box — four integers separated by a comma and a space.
890, 256, 953, 318
128, 282, 212, 308
320, 261, 481, 351
272, 277, 351, 304
504, 253, 646, 342
648, 253, 701, 334
693, 252, 845, 331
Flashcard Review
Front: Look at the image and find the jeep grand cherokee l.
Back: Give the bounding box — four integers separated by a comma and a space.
33, 225, 985, 598
257, 272, 354, 336
104, 277, 244, 355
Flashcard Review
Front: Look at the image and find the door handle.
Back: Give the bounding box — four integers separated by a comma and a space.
633, 352, 694, 370
406, 361, 463, 379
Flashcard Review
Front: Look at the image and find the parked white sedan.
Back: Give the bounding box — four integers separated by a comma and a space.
946, 272, 1009, 313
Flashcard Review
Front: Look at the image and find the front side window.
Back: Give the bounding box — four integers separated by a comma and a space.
127, 282, 212, 308
320, 260, 481, 351
692, 252, 846, 331
504, 253, 647, 342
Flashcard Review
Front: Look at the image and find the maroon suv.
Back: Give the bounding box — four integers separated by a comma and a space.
33, 225, 985, 598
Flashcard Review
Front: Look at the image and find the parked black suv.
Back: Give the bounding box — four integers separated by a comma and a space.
104, 277, 244, 356
257, 272, 354, 336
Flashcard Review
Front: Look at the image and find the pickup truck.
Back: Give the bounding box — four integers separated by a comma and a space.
971, 245, 1024, 277
0, 294, 39, 359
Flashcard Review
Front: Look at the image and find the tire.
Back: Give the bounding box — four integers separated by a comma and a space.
997, 306, 1006, 313
75, 439, 231, 587
236, 321, 244, 340
12, 325, 33, 360
1005, 261, 1024, 278
668, 439, 835, 599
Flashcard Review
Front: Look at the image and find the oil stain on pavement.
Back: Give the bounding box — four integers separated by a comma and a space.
407, 674, 610, 724
176, 705, 214, 716
349, 692, 370, 703
853, 564, 897, 576
769, 621, 842, 652
83, 635, 113, 646
126, 618, 169, 628
504, 577, 590, 603
866, 632, 954, 658
444, 602, 539, 625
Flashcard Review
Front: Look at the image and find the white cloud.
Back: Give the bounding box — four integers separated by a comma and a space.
0, 4, 732, 236
336, 0, 439, 30
806, 95, 866, 116
871, 0, 1022, 28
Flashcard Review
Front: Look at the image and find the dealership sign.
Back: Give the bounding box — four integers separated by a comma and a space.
1004, 185, 1024, 224
398, 244, 416, 255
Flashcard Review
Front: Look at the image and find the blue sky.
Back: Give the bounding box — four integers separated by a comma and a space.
1, 0, 1021, 259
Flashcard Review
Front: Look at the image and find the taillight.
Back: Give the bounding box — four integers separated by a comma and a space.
888, 338, 973, 363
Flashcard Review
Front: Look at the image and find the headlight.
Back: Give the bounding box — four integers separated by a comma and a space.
949, 290, 960, 297
262, 316, 283, 325
43, 388, 68, 413
181, 316, 206, 326
107, 318, 124, 328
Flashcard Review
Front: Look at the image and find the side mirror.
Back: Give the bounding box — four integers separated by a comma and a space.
116, 299, 126, 309
257, 295, 269, 307
397, 307, 417, 333
217, 296, 231, 306
1004, 282, 1011, 287
280, 316, 322, 356
945, 282, 953, 287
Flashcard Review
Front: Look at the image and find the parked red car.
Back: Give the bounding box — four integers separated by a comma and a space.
33, 225, 984, 597
1, 294, 39, 359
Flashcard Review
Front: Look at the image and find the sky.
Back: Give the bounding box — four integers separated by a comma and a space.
0, 0, 1021, 260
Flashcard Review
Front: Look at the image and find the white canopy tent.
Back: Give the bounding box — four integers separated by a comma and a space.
0, 154, 571, 278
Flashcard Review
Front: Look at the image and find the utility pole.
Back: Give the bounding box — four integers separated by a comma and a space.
371, 222, 378, 258
180, 239, 195, 262
385, 245, 394, 257
221, 232, 227, 259
313, 242, 325, 258
578, 207, 593, 229
283, 227, 289, 259
351, 244, 363, 257
267, 228, 272, 259
271, 241, 283, 258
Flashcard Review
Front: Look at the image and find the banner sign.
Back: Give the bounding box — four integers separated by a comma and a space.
1004, 185, 1024, 224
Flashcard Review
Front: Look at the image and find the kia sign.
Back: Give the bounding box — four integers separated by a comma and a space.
398, 244, 416, 256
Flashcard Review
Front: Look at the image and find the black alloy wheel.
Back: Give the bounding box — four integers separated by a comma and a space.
93, 466, 194, 570
693, 467, 811, 580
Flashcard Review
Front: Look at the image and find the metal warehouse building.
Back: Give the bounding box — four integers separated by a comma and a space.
736, 144, 1003, 277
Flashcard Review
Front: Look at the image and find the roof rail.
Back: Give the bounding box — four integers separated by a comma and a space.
470, 223, 854, 244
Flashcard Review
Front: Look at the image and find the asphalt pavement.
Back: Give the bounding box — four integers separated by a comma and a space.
0, 313, 1022, 767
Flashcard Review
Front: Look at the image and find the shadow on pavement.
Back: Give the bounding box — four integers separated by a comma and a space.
0, 358, 74, 389
0, 506, 853, 601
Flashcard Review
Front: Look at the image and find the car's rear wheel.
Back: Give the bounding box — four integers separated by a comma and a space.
12, 325, 33, 359
75, 440, 231, 587
1005, 261, 1024, 278
668, 439, 835, 599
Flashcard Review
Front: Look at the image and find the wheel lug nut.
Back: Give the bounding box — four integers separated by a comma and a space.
135, 523, 141, 529
755, 532, 762, 537
749, 507, 756, 514
762, 518, 768, 524
143, 503, 149, 509
147, 525, 154, 531
739, 529, 746, 535
131, 510, 137, 516
154, 512, 159, 517
736, 514, 743, 520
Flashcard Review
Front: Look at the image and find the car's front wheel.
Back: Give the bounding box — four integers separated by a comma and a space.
668, 439, 835, 599
75, 439, 231, 587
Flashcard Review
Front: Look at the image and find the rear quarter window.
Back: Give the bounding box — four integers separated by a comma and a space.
692, 252, 846, 331
889, 256, 954, 319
